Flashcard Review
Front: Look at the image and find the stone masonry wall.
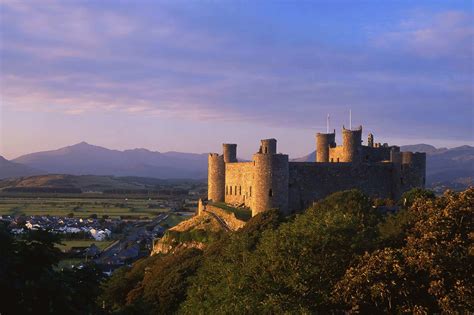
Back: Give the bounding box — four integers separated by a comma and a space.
224, 162, 254, 207
288, 162, 395, 213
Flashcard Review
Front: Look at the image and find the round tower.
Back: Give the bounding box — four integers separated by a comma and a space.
222, 143, 237, 163
316, 131, 336, 162
260, 139, 277, 154
208, 153, 225, 202
342, 126, 362, 162
251, 152, 289, 216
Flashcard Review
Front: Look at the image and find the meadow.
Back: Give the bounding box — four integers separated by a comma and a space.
0, 194, 172, 218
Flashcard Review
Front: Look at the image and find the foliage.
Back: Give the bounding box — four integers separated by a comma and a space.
333, 188, 473, 313
399, 187, 436, 209
166, 228, 224, 244
182, 190, 381, 313
0, 225, 105, 315
100, 249, 202, 314
98, 188, 473, 314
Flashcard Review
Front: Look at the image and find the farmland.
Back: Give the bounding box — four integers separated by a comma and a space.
0, 194, 173, 219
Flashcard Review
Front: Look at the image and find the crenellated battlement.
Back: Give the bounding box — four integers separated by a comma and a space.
208, 124, 426, 216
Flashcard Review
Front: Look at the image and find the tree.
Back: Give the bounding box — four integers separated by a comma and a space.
0, 225, 105, 315
333, 188, 474, 313
182, 190, 383, 313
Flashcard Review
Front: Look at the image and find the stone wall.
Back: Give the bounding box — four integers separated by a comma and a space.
224, 162, 254, 207
205, 204, 246, 231
288, 161, 395, 213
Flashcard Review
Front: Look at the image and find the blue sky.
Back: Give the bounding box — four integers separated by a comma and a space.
0, 0, 473, 159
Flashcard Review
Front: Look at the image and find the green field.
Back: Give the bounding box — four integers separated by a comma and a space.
0, 195, 171, 218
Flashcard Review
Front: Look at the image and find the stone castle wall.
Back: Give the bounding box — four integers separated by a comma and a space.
288, 162, 395, 212
208, 126, 426, 217
224, 162, 254, 207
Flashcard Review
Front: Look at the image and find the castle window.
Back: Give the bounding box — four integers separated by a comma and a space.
269, 189, 273, 197
239, 186, 242, 195
235, 186, 237, 195
265, 147, 268, 154
230, 186, 232, 195
337, 158, 340, 162
250, 186, 252, 197
331, 158, 334, 162
226, 186, 228, 195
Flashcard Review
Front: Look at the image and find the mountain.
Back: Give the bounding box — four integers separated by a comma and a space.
12, 142, 208, 179
292, 144, 474, 189
0, 156, 43, 179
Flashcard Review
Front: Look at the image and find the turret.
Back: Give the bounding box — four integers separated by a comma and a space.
316, 130, 336, 162
368, 133, 374, 148
223, 143, 237, 163
208, 153, 225, 202
252, 139, 289, 216
342, 126, 362, 162
260, 139, 277, 154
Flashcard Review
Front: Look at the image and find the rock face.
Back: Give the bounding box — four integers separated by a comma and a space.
151, 213, 225, 256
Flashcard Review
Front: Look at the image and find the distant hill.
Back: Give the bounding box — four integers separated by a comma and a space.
12, 142, 208, 179
292, 144, 474, 190
0, 174, 205, 193
0, 156, 43, 179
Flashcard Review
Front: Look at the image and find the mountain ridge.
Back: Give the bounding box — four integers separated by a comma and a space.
11, 142, 208, 179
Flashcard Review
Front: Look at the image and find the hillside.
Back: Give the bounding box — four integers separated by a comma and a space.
293, 145, 474, 189
152, 212, 226, 255
12, 142, 208, 179
0, 174, 205, 192
0, 156, 43, 179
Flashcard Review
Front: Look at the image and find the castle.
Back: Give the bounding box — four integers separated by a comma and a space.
207, 125, 426, 217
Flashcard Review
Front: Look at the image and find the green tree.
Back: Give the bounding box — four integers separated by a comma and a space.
0, 225, 104, 315
182, 190, 382, 313
333, 188, 474, 313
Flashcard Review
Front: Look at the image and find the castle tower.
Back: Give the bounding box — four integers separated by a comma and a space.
260, 139, 277, 154
342, 126, 362, 162
223, 143, 237, 163
208, 153, 225, 202
368, 133, 374, 148
316, 130, 336, 162
401, 152, 426, 188
252, 139, 289, 216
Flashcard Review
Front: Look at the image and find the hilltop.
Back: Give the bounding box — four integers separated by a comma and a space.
0, 174, 205, 193
11, 142, 208, 179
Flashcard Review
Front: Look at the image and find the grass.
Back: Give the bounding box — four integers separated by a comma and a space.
56, 240, 115, 251
159, 213, 187, 228
0, 195, 171, 218
210, 202, 252, 221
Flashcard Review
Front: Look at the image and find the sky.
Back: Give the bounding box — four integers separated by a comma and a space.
0, 0, 473, 159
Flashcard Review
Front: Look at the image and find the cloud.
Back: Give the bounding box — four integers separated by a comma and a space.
0, 1, 472, 141
372, 10, 473, 60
